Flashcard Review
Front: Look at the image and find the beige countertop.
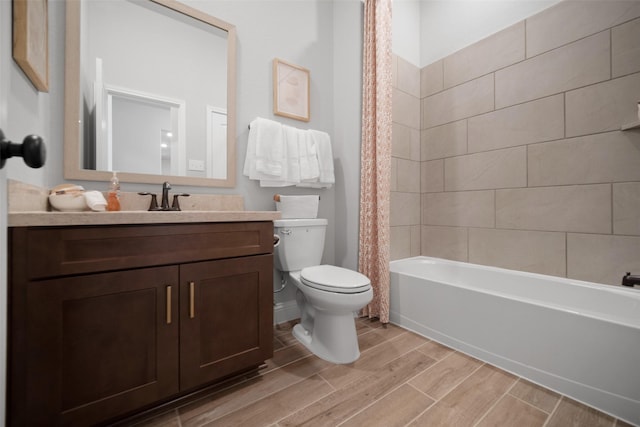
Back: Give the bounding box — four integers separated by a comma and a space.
8, 210, 281, 227
8, 180, 281, 227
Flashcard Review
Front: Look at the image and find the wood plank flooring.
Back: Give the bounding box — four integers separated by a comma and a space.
130, 318, 634, 427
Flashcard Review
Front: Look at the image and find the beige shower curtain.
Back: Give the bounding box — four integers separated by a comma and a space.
359, 0, 393, 323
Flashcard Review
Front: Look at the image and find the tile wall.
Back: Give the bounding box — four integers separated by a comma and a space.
391, 55, 422, 261
391, 1, 640, 286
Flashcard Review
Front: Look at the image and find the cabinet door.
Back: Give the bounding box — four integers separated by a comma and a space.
22, 266, 179, 426
180, 255, 273, 390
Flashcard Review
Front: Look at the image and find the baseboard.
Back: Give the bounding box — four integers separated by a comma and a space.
273, 300, 299, 325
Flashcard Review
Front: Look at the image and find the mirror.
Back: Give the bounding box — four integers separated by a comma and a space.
64, 0, 237, 187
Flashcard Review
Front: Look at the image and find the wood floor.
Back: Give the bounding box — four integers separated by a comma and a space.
131, 318, 634, 427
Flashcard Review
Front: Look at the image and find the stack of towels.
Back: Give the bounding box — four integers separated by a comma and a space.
243, 117, 335, 188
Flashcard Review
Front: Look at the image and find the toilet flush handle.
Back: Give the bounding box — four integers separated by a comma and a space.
280, 229, 292, 235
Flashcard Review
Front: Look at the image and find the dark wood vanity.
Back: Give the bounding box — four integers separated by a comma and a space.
8, 220, 275, 426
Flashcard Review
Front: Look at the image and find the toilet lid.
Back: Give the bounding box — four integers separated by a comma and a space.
300, 265, 371, 294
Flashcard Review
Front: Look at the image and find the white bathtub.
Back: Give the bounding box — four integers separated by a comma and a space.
390, 256, 640, 425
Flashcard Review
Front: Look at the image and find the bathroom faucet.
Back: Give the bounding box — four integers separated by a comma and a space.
161, 181, 171, 210
622, 272, 640, 287
138, 182, 189, 211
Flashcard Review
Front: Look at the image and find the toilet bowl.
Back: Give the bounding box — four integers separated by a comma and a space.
274, 219, 373, 364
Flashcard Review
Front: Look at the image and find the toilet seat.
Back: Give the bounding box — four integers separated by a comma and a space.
300, 265, 371, 294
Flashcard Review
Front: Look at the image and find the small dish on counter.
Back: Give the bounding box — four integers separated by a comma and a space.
49, 184, 87, 212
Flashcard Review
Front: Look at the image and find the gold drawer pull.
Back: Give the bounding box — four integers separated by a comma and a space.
189, 281, 195, 319
166, 285, 172, 324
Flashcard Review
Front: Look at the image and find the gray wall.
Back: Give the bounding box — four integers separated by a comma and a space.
1, 0, 68, 419
1, 0, 364, 416
188, 1, 363, 313
0, 2, 9, 421
332, 1, 363, 272
392, 0, 560, 68
4, 0, 364, 266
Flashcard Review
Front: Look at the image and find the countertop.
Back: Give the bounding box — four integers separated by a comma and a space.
8, 180, 281, 227
8, 210, 281, 227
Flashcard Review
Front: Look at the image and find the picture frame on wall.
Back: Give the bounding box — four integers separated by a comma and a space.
273, 58, 310, 122
13, 0, 49, 92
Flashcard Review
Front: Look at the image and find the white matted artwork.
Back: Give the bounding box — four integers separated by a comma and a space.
273, 58, 310, 122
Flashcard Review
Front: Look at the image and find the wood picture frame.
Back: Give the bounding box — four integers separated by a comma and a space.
273, 58, 310, 122
13, 0, 49, 92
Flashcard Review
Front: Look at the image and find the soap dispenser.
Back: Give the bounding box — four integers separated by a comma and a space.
107, 171, 121, 211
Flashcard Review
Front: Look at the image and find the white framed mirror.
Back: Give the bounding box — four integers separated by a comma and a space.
64, 0, 237, 187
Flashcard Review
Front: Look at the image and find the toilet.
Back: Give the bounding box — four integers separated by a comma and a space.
273, 218, 373, 364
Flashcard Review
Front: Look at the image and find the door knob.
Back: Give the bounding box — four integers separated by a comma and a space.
0, 128, 46, 169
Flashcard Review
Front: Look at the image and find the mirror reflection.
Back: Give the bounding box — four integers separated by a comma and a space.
64, 0, 236, 187
100, 86, 185, 176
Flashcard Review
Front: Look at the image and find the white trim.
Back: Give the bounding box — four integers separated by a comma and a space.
205, 105, 227, 179
94, 58, 108, 170
274, 301, 300, 325
96, 83, 186, 175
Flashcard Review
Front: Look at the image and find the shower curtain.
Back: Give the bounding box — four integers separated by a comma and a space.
358, 0, 392, 323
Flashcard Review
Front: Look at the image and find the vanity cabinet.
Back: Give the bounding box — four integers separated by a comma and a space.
179, 255, 273, 390
8, 221, 274, 426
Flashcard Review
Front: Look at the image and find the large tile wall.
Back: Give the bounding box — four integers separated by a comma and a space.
392, 0, 640, 286
390, 55, 422, 261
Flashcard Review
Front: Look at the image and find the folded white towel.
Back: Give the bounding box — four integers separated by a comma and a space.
254, 117, 285, 176
282, 125, 302, 183
312, 130, 334, 184
244, 118, 334, 188
259, 125, 301, 187
84, 191, 107, 211
244, 117, 286, 181
296, 128, 320, 181
297, 130, 334, 188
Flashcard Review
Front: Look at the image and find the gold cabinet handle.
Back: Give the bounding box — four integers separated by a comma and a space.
166, 285, 172, 324
189, 281, 195, 319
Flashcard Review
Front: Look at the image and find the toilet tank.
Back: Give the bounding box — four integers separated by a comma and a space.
273, 218, 327, 272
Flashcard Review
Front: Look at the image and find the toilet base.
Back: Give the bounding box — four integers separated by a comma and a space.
292, 311, 360, 364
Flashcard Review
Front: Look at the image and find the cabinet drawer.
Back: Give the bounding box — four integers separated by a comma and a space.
12, 222, 274, 279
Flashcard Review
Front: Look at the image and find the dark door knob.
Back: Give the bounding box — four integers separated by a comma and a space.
0, 128, 46, 169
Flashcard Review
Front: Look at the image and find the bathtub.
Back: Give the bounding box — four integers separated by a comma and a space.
389, 256, 640, 425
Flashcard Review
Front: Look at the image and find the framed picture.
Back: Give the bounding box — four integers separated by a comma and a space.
273, 58, 310, 122
13, 0, 49, 92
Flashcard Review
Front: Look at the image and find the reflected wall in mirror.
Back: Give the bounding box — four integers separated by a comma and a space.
64, 0, 237, 187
